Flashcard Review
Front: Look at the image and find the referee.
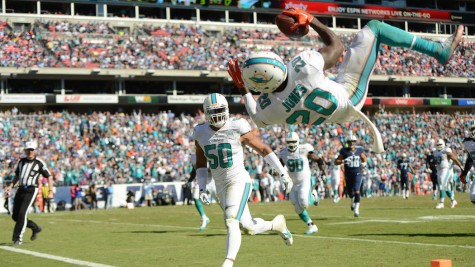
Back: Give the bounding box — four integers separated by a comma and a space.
4, 141, 53, 246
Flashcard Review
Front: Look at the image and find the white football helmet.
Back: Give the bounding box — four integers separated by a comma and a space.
242, 51, 287, 93
203, 93, 229, 128
469, 120, 475, 139
347, 135, 357, 143
402, 153, 407, 158
286, 132, 299, 152
436, 139, 445, 151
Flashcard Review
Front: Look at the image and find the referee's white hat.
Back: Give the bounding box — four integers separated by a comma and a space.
25, 141, 37, 150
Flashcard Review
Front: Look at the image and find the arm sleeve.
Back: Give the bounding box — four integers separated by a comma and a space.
243, 93, 267, 128
264, 152, 287, 176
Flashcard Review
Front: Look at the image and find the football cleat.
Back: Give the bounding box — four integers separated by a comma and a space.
272, 215, 293, 246
435, 203, 445, 209
305, 224, 318, 235
333, 196, 340, 204
12, 240, 22, 247
354, 210, 360, 217
199, 217, 210, 231
438, 25, 464, 65
450, 200, 458, 209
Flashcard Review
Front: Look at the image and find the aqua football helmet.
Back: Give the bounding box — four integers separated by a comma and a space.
242, 51, 287, 93
203, 93, 229, 128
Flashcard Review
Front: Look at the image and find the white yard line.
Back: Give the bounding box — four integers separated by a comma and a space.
54, 219, 475, 250
294, 234, 475, 249
0, 246, 115, 267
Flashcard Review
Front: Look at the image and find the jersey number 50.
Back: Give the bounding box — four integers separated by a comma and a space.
205, 143, 233, 169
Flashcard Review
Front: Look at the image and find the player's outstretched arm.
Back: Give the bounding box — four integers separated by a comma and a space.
310, 20, 344, 70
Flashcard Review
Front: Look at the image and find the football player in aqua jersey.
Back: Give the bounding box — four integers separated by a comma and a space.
459, 121, 475, 205
396, 153, 416, 199
278, 132, 324, 235
187, 154, 218, 230
335, 135, 367, 217
227, 8, 463, 154
193, 93, 294, 267
433, 139, 463, 209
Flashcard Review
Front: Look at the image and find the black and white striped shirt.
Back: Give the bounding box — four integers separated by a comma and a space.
15, 157, 51, 187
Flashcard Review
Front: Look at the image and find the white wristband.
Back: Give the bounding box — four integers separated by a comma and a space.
196, 168, 208, 192
264, 152, 286, 176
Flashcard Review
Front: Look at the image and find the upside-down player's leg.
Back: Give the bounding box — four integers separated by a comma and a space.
337, 20, 464, 110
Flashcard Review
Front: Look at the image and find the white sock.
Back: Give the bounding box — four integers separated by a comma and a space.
242, 218, 272, 235
355, 203, 360, 211
222, 258, 234, 267
226, 219, 241, 261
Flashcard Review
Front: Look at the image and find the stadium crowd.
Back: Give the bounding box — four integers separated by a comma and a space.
0, 108, 472, 198
0, 20, 473, 76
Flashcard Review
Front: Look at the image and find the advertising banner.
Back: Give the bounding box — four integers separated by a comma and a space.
56, 95, 118, 104
0, 94, 46, 103
458, 99, 475, 106
380, 98, 424, 106
429, 98, 452, 106
128, 96, 159, 104
283, 1, 453, 21
167, 95, 207, 104
364, 97, 373, 105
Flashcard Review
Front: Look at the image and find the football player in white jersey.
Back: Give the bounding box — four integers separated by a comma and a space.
459, 121, 475, 205
193, 93, 294, 267
433, 139, 463, 209
329, 155, 342, 203
227, 8, 463, 154
278, 132, 324, 235
187, 154, 218, 230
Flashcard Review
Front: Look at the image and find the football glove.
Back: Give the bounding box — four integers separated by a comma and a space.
460, 173, 467, 185
280, 173, 293, 195
282, 8, 315, 31
227, 59, 245, 90
199, 190, 210, 205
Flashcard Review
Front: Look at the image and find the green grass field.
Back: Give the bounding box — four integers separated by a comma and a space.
1, 194, 474, 267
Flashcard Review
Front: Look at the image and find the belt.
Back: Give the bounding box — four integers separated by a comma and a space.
18, 185, 37, 189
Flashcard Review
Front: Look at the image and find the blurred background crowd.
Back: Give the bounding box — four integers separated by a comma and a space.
0, 20, 472, 77
0, 108, 472, 197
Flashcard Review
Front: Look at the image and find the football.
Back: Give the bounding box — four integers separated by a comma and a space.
275, 13, 309, 39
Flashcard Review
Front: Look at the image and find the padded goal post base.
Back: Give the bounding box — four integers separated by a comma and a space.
431, 259, 452, 267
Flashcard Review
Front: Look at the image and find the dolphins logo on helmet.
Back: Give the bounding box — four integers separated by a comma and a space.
242, 51, 287, 94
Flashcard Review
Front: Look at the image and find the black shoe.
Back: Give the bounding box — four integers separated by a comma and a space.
12, 240, 22, 247
31, 227, 42, 241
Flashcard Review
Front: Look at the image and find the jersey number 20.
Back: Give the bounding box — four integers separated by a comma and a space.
286, 87, 338, 125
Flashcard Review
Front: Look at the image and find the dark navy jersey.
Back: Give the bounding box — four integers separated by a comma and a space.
339, 146, 364, 175
397, 159, 410, 177
425, 154, 437, 172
